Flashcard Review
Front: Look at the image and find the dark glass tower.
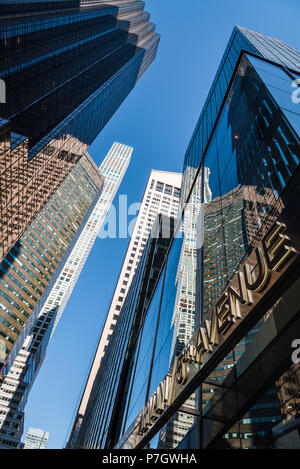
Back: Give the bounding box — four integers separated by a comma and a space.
0, 0, 159, 262
66, 214, 175, 449
182, 26, 300, 203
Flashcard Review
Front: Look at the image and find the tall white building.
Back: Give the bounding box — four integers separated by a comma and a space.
69, 170, 182, 445
38, 142, 133, 339
0, 352, 27, 448
23, 427, 49, 449
103, 170, 182, 349
0, 142, 132, 449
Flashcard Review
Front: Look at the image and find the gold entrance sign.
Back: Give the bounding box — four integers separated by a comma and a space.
137, 220, 297, 438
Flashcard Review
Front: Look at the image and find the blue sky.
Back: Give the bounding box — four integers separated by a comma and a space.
24, 0, 300, 449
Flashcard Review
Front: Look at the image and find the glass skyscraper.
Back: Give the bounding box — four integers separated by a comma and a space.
182, 26, 300, 202
67, 214, 176, 449
0, 1, 159, 262
87, 27, 300, 450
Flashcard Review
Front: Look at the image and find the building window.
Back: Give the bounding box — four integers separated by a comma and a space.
164, 184, 172, 195
156, 182, 164, 192
174, 187, 181, 198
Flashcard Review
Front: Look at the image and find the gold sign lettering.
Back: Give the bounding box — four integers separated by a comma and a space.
263, 222, 296, 271
215, 292, 232, 335
138, 375, 173, 435
195, 320, 212, 364
136, 219, 297, 439
243, 246, 270, 293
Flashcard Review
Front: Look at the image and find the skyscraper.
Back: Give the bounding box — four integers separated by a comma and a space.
0, 142, 132, 449
181, 26, 300, 202
100, 170, 182, 354
0, 0, 159, 447
23, 427, 49, 450
67, 214, 176, 449
37, 142, 132, 340
68, 170, 182, 448
98, 27, 300, 451
0, 1, 160, 262
0, 153, 104, 448
0, 153, 103, 369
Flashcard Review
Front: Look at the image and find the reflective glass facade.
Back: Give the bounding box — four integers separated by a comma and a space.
0, 1, 159, 262
182, 26, 300, 204
106, 28, 300, 450
67, 170, 181, 449
67, 215, 176, 448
